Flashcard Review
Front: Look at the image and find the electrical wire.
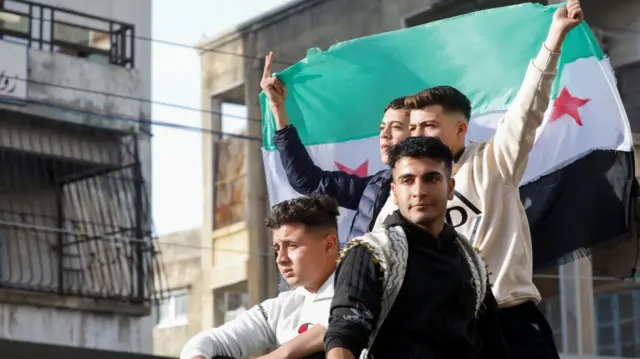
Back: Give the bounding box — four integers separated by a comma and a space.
140, 35, 296, 66
5, 75, 263, 123
20, 96, 262, 141
0, 219, 274, 257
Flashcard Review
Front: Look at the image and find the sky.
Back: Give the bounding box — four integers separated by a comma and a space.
151, 0, 292, 235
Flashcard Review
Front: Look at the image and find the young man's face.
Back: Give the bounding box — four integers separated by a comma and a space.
272, 223, 337, 288
379, 109, 410, 164
391, 156, 454, 227
409, 105, 467, 153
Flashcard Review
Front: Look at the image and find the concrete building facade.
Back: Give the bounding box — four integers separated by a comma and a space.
198, 0, 640, 357
0, 0, 161, 355
152, 228, 203, 358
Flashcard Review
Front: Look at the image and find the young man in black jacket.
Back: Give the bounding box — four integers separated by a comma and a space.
324, 137, 507, 359
261, 56, 409, 241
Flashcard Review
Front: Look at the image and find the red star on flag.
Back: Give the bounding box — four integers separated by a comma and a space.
335, 160, 369, 177
549, 87, 590, 126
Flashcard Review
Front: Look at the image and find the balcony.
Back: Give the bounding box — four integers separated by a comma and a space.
0, 116, 165, 312
0, 0, 147, 132
0, 0, 134, 67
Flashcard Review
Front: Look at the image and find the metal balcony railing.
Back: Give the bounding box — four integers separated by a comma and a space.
0, 118, 164, 304
0, 0, 135, 67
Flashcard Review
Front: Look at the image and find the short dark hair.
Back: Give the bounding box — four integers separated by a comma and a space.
404, 86, 471, 120
265, 195, 339, 230
383, 96, 406, 114
388, 136, 454, 175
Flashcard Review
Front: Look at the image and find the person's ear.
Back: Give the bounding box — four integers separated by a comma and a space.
447, 177, 455, 201
457, 120, 468, 138
325, 233, 338, 253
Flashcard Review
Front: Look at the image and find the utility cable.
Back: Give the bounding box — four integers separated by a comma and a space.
3, 75, 263, 123
22, 96, 262, 141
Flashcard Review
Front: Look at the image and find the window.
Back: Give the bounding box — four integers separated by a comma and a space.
224, 291, 249, 311
155, 289, 188, 327
222, 291, 249, 324
595, 289, 640, 357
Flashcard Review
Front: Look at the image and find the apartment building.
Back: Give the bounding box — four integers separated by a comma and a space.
0, 0, 166, 357
197, 0, 640, 357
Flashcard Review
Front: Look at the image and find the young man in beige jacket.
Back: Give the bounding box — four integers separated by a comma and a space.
373, 1, 584, 358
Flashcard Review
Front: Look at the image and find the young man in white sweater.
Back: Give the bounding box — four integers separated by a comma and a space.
180, 195, 340, 359
373, 1, 584, 358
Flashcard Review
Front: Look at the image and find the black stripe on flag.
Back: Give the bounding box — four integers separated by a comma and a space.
521, 149, 639, 271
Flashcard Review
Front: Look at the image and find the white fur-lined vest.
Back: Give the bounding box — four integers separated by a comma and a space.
338, 223, 488, 359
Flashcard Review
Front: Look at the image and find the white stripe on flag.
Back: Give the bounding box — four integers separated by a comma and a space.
263, 136, 383, 243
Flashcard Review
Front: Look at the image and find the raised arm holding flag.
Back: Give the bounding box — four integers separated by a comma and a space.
261, 54, 410, 243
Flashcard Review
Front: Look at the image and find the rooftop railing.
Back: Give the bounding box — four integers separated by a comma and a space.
0, 0, 135, 67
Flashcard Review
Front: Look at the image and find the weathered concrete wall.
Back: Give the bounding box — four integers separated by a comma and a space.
213, 138, 246, 228
200, 37, 245, 101
0, 114, 121, 164
152, 229, 202, 358
210, 222, 250, 290
31, 0, 152, 103
0, 47, 146, 132
0, 303, 154, 353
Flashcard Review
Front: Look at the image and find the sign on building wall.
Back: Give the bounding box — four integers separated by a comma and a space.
0, 40, 27, 102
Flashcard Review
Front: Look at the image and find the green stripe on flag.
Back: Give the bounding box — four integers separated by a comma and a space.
261, 2, 604, 151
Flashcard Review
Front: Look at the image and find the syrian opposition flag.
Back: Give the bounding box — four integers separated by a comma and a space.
261, 3, 637, 270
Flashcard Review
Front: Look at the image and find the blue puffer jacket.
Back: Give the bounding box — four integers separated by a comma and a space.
274, 126, 391, 241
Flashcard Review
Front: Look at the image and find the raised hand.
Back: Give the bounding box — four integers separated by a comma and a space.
545, 0, 583, 52
260, 52, 287, 111
551, 0, 583, 34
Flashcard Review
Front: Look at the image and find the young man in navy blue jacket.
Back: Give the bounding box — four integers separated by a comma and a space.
261, 53, 409, 241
